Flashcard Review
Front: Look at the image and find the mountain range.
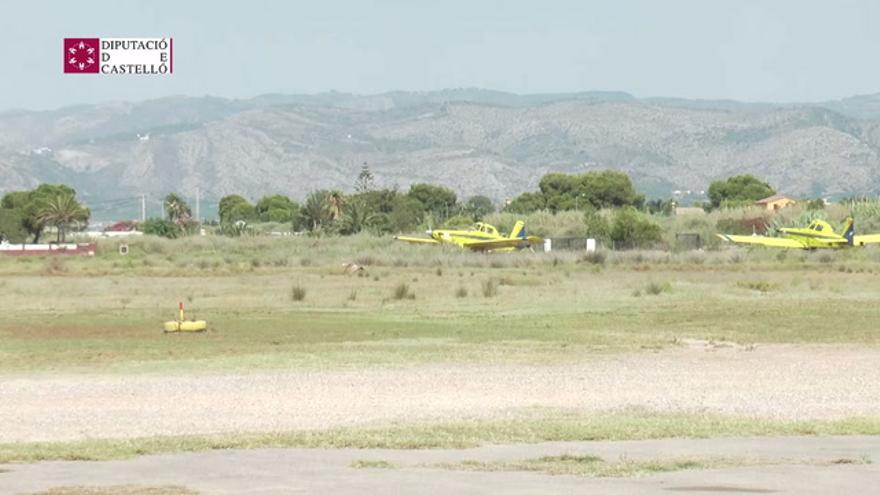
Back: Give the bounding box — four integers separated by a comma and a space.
2, 88, 880, 220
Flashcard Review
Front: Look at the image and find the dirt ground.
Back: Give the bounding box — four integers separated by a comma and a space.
2, 345, 880, 443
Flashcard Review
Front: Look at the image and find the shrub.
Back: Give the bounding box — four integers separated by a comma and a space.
583, 207, 610, 243
355, 255, 377, 266
644, 280, 672, 295
579, 251, 606, 265
715, 217, 769, 236
482, 278, 498, 298
141, 218, 180, 239
455, 286, 468, 298
610, 208, 662, 249
736, 280, 778, 293
393, 283, 415, 300
291, 285, 307, 301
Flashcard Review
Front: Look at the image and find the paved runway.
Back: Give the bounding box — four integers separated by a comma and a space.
4, 436, 878, 494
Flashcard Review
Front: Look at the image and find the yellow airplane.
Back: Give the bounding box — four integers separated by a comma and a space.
395, 220, 543, 252
717, 217, 880, 249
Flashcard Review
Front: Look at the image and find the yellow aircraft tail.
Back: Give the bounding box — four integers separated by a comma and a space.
509, 221, 526, 240
841, 217, 855, 246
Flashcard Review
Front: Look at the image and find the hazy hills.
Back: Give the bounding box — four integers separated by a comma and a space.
2, 89, 880, 220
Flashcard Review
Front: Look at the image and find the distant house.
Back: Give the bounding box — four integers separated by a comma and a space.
755, 194, 797, 211
105, 221, 136, 232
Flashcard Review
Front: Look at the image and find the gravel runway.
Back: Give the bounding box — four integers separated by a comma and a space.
2, 345, 879, 443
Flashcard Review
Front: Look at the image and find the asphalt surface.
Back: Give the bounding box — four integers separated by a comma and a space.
3, 436, 878, 494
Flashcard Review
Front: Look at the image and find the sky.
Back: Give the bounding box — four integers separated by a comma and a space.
1, 0, 879, 111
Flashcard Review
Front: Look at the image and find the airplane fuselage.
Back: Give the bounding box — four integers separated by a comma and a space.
778, 226, 847, 249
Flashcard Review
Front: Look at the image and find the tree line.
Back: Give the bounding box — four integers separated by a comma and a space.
0, 184, 90, 243
0, 166, 788, 247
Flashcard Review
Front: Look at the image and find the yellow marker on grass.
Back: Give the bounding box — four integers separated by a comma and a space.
164, 302, 208, 333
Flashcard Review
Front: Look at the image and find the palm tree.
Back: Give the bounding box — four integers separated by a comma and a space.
341, 201, 381, 234
327, 191, 346, 221
36, 194, 89, 243
163, 193, 192, 224
301, 191, 333, 231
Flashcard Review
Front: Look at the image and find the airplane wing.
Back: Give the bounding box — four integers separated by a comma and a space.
394, 236, 441, 245
462, 236, 543, 251
716, 234, 806, 249
853, 234, 880, 246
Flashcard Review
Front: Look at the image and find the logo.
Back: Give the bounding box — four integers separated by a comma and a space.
63, 37, 172, 75
64, 38, 100, 73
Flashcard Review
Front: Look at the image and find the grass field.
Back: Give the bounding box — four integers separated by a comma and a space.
2, 235, 880, 373
4, 235, 880, 463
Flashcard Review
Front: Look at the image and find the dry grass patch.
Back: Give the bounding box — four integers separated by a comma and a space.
351, 459, 396, 469
24, 486, 200, 495
441, 454, 870, 478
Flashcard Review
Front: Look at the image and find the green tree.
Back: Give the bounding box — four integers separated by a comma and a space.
1, 184, 80, 242
580, 170, 644, 209
163, 193, 192, 223
534, 170, 644, 212
0, 208, 27, 243
388, 196, 423, 232
141, 218, 180, 238
407, 183, 457, 220
255, 194, 298, 222
707, 174, 775, 209
503, 192, 546, 214
441, 214, 474, 229
351, 188, 399, 215
583, 207, 610, 243
340, 201, 382, 235
0, 191, 30, 210
354, 163, 375, 193
645, 198, 675, 215
218, 195, 251, 223
300, 190, 334, 231
462, 195, 495, 220
538, 173, 579, 212
327, 191, 346, 221
610, 208, 662, 249
35, 194, 90, 242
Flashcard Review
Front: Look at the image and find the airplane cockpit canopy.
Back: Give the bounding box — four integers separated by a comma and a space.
809, 220, 832, 232
474, 223, 498, 236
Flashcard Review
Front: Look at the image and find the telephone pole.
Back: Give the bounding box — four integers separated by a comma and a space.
195, 187, 200, 223
140, 194, 146, 222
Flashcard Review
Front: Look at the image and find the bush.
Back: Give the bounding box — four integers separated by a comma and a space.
455, 286, 468, 298
481, 278, 498, 298
579, 251, 606, 265
393, 283, 415, 300
291, 285, 307, 301
583, 207, 611, 243
0, 208, 28, 243
141, 218, 180, 239
644, 281, 672, 295
610, 208, 663, 249
441, 214, 474, 229
218, 221, 254, 237
715, 217, 769, 236
736, 280, 778, 293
